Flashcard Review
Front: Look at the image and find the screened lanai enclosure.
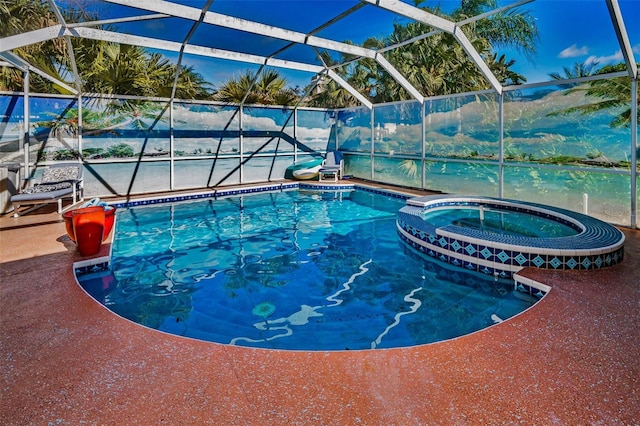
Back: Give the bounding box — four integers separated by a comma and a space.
0, 0, 638, 227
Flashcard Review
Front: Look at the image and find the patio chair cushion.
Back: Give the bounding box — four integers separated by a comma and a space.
22, 182, 73, 194
11, 183, 74, 202
14, 164, 79, 198
40, 166, 80, 183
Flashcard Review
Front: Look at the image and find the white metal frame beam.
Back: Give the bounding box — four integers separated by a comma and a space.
605, 0, 637, 228
0, 51, 78, 94
0, 53, 26, 72
102, 0, 379, 60
362, 0, 455, 32
326, 69, 373, 109
67, 13, 171, 29
312, 47, 372, 110
0, 14, 319, 76
100, 0, 421, 103
48, 0, 81, 93
453, 26, 503, 94
375, 53, 424, 103
606, 0, 638, 78
2, 0, 513, 104
0, 25, 64, 52
1, 23, 374, 108
0, 25, 78, 94
67, 26, 324, 73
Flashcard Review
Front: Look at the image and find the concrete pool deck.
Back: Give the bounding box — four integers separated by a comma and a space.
1, 191, 639, 425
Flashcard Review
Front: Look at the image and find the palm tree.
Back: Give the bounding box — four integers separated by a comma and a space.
548, 61, 601, 91
487, 53, 526, 86
166, 65, 213, 100
453, 0, 538, 57
82, 43, 155, 96
215, 69, 298, 105
548, 62, 600, 81
548, 62, 640, 129
306, 74, 358, 109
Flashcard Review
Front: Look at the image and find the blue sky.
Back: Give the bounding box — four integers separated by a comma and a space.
501, 0, 640, 83
89, 0, 640, 90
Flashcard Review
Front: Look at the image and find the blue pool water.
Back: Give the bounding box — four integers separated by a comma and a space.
78, 189, 539, 350
422, 207, 579, 238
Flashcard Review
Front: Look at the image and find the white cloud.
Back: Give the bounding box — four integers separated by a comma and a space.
583, 44, 640, 66
558, 44, 589, 58
585, 50, 624, 65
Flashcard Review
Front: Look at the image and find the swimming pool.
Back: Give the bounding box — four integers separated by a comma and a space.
76, 187, 541, 351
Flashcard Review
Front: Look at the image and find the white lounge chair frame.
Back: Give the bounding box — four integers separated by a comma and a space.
318, 151, 344, 182
11, 162, 84, 217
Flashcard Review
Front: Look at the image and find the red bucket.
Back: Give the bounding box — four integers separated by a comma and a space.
63, 206, 116, 242
72, 206, 105, 256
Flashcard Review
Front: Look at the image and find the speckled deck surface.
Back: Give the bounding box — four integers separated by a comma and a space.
2, 203, 639, 425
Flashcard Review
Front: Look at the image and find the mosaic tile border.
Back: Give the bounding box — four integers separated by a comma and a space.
108, 181, 411, 210
109, 182, 370, 208
397, 195, 625, 276
110, 182, 303, 209
349, 184, 412, 200
400, 236, 549, 299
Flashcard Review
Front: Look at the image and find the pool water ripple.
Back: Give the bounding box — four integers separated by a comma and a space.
78, 189, 539, 350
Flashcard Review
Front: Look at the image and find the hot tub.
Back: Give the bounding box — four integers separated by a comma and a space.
397, 195, 625, 278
